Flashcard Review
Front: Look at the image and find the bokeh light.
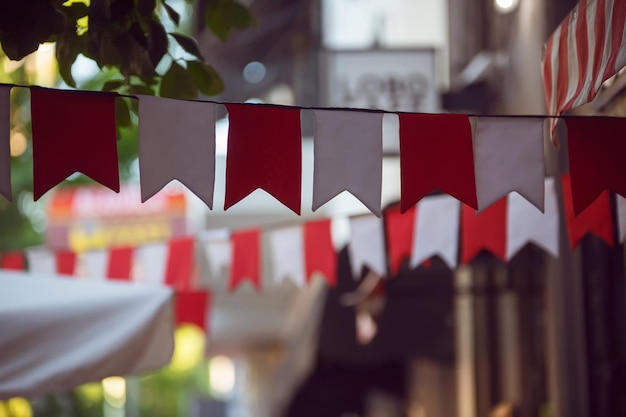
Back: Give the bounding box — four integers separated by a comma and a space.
494, 0, 518, 13
10, 129, 27, 157
208, 356, 236, 398
1, 398, 32, 417
102, 376, 126, 408
168, 325, 206, 374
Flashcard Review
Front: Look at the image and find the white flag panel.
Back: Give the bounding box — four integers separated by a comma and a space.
268, 225, 306, 287
133, 243, 168, 286
411, 195, 461, 269
312, 110, 384, 216
506, 178, 559, 260
348, 215, 386, 277
474, 117, 545, 212
138, 95, 216, 208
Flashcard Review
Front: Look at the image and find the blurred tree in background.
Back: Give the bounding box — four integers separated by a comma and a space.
0, 3, 253, 415
0, 0, 254, 251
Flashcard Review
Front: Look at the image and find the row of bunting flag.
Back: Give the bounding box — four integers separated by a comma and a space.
3, 173, 626, 333
1, 84, 626, 217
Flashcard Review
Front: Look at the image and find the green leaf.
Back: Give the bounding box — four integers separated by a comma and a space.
113, 32, 158, 78
0, 36, 40, 61
170, 33, 203, 61
88, 31, 123, 69
148, 21, 168, 66
115, 97, 132, 128
225, 1, 255, 29
139, 75, 159, 86
130, 97, 139, 114
128, 22, 148, 48
159, 61, 198, 99
137, 0, 157, 18
204, 0, 255, 41
204, 1, 231, 41
162, 1, 180, 26
61, 2, 89, 20
56, 30, 84, 87
102, 79, 126, 91
0, 1, 62, 60
129, 83, 155, 95
110, 0, 134, 22
186, 61, 223, 96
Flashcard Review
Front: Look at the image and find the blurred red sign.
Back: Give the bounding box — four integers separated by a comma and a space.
46, 184, 187, 252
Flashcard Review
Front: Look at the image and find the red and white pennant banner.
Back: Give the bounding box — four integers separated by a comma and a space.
2, 85, 626, 221
7, 178, 626, 305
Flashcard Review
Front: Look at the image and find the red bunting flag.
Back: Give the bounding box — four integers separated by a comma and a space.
1, 252, 24, 270
229, 228, 261, 292
224, 104, 302, 214
384, 204, 416, 276
175, 290, 210, 332
461, 198, 507, 264
565, 116, 626, 215
303, 219, 336, 286
561, 173, 613, 249
106, 247, 134, 281
164, 237, 195, 290
399, 113, 478, 212
55, 251, 77, 276
30, 88, 119, 200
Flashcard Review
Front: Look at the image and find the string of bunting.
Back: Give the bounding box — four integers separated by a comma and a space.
2, 83, 626, 218
3, 177, 626, 334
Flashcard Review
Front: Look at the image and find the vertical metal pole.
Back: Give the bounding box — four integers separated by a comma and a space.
456, 266, 477, 417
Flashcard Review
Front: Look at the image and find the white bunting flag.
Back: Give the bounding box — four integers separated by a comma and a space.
200, 229, 232, 279
268, 225, 306, 287
616, 195, 626, 243
133, 243, 168, 286
474, 117, 545, 211
506, 177, 559, 260
410, 195, 461, 269
81, 250, 108, 281
312, 110, 383, 216
348, 215, 386, 277
26, 248, 56, 275
0, 85, 10, 201
138, 95, 216, 208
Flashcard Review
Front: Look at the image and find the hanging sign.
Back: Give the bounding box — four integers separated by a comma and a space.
322, 49, 439, 113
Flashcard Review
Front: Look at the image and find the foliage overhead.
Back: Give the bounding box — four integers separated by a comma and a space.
0, 0, 255, 251
0, 0, 255, 98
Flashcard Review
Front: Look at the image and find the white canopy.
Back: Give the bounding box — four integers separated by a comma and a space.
0, 270, 175, 399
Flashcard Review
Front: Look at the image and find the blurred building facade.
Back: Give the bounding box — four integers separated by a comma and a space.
193, 1, 626, 417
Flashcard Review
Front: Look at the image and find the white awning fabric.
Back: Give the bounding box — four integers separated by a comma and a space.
0, 270, 175, 399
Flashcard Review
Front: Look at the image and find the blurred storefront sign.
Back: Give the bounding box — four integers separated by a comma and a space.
46, 184, 187, 252
322, 49, 440, 113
